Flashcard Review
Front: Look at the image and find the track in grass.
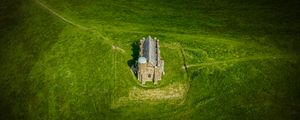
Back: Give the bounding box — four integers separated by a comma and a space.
184, 55, 299, 69
34, 0, 125, 52
34, 0, 88, 30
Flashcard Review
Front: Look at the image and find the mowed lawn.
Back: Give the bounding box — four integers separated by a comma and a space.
1, 0, 300, 119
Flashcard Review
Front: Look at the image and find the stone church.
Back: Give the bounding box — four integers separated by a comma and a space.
135, 36, 165, 84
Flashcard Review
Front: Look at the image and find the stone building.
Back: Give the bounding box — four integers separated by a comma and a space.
136, 36, 164, 84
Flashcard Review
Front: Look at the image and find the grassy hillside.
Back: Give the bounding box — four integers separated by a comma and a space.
0, 0, 299, 119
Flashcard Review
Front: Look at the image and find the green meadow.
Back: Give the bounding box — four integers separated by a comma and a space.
1, 0, 300, 119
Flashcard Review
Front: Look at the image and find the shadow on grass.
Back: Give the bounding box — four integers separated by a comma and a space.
127, 41, 139, 68
0, 1, 66, 119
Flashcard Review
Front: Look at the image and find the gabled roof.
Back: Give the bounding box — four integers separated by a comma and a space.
143, 36, 157, 66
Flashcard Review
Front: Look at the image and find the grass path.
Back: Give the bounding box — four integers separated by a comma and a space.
34, 0, 125, 52
34, 0, 88, 30
184, 55, 299, 69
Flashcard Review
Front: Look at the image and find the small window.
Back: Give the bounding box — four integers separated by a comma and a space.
148, 74, 151, 78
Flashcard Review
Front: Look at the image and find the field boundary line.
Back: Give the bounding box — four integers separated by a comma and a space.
184, 55, 299, 69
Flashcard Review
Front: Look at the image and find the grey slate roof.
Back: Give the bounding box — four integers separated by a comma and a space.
143, 36, 157, 65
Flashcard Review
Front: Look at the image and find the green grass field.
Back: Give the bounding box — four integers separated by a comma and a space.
1, 0, 300, 119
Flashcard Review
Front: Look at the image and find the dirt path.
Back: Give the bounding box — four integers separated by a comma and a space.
184, 55, 299, 69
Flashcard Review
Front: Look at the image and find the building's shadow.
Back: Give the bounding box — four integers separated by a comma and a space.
127, 41, 139, 68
